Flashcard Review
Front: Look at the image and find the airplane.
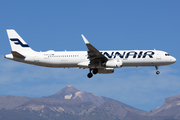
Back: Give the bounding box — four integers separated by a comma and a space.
5, 29, 176, 78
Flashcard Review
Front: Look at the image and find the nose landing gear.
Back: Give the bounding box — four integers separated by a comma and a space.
155, 66, 160, 75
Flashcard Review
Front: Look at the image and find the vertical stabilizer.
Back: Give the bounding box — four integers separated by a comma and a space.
6, 29, 35, 53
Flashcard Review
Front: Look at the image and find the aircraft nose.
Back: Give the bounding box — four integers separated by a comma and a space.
170, 56, 176, 63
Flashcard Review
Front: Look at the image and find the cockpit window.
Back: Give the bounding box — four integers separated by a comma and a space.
165, 53, 170, 56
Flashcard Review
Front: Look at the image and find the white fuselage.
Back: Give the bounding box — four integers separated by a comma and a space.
5, 50, 176, 68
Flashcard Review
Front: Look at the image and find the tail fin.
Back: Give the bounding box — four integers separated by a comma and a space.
6, 29, 35, 53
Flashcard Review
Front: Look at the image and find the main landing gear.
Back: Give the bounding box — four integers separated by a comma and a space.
87, 68, 98, 78
155, 66, 160, 75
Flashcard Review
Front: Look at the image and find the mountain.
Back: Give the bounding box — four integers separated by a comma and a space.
45, 85, 148, 115
0, 95, 32, 110
0, 85, 150, 120
87, 99, 152, 120
45, 85, 110, 106
0, 85, 180, 120
149, 94, 180, 119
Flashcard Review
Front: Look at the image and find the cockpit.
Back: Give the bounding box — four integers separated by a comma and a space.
165, 53, 170, 56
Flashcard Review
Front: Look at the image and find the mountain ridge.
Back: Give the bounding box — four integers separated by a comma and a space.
0, 85, 180, 120
45, 85, 111, 106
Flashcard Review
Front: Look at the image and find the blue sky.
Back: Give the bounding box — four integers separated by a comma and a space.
0, 0, 180, 112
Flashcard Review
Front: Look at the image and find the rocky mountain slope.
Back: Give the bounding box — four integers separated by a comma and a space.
0, 85, 180, 120
45, 85, 110, 106
149, 94, 180, 119
45, 85, 148, 115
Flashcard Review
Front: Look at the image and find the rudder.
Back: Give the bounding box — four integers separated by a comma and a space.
6, 29, 35, 53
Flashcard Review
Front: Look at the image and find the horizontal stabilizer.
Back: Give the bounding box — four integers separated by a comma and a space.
11, 51, 25, 58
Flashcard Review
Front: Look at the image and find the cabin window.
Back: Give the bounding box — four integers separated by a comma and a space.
165, 54, 170, 56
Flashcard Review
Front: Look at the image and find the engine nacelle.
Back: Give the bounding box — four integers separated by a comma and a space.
103, 59, 123, 68
98, 68, 114, 74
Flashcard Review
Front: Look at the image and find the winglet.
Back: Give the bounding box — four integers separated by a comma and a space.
81, 34, 89, 44
81, 34, 108, 61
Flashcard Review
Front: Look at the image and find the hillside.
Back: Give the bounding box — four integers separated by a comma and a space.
0, 85, 179, 120
149, 94, 180, 119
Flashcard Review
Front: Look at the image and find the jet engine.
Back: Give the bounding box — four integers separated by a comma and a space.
102, 59, 123, 68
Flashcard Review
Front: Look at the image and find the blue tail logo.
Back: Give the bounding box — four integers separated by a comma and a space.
10, 39, 29, 47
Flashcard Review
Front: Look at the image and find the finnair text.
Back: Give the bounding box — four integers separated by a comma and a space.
101, 51, 155, 59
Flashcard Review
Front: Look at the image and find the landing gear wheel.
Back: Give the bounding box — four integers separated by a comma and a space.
93, 69, 98, 74
87, 73, 93, 78
156, 71, 160, 75
155, 66, 160, 75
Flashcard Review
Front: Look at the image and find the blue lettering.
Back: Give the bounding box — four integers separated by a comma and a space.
100, 51, 154, 59
142, 51, 154, 58
114, 52, 126, 58
103, 52, 114, 58
125, 51, 137, 58
138, 51, 143, 58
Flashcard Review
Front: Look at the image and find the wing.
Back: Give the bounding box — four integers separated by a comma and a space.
81, 35, 108, 66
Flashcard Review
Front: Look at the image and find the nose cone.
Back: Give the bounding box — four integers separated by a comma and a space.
170, 56, 176, 63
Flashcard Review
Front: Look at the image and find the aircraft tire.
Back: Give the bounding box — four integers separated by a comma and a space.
93, 69, 98, 74
156, 71, 160, 75
87, 73, 93, 78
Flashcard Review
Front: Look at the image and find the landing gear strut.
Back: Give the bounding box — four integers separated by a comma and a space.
87, 69, 93, 78
155, 66, 160, 75
87, 68, 98, 78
